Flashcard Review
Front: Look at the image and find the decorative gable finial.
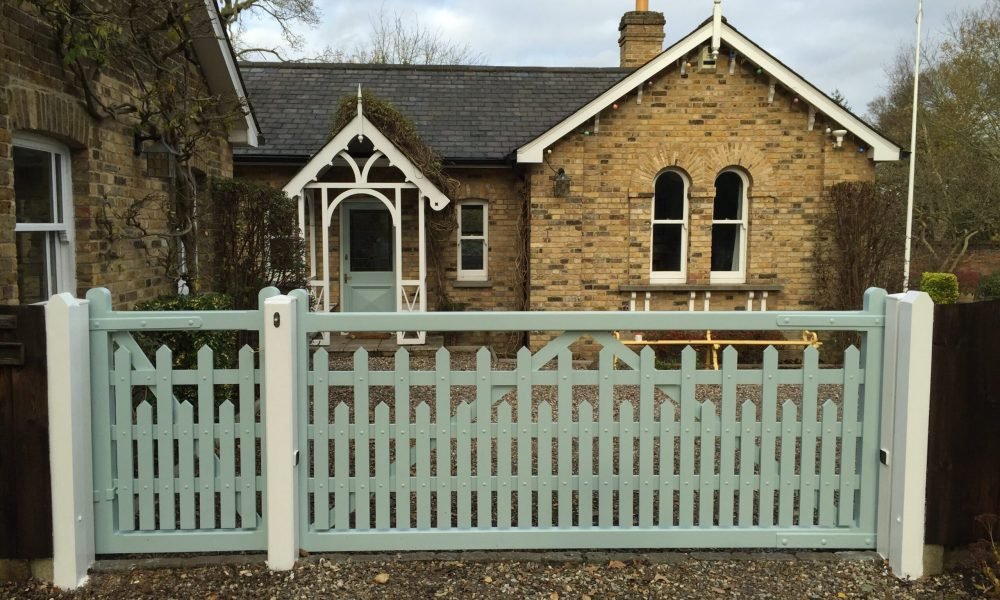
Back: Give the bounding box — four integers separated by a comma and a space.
357, 84, 364, 142
712, 0, 723, 59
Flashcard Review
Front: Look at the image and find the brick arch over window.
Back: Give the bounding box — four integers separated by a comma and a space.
5, 87, 94, 148
629, 147, 711, 195
703, 143, 774, 191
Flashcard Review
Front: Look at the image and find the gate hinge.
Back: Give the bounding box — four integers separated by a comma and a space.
93, 488, 115, 503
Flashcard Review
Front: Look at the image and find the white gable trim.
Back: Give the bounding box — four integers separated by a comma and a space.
517, 21, 902, 164
281, 113, 451, 211
192, 0, 260, 147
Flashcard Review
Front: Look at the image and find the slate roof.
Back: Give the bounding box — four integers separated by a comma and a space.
235, 63, 633, 163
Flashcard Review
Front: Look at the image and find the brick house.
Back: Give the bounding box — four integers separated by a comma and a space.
0, 0, 260, 307
233, 2, 902, 345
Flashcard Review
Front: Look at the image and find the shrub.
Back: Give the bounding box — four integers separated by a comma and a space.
207, 179, 307, 310
134, 293, 238, 401
920, 272, 960, 304
814, 181, 904, 310
977, 271, 1000, 301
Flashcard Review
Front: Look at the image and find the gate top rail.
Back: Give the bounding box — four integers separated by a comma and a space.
83, 287, 887, 334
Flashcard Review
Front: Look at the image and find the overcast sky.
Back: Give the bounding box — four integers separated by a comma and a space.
240, 0, 988, 117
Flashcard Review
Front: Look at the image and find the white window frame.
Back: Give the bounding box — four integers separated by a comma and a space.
457, 200, 488, 281
710, 168, 749, 284
650, 169, 689, 284
12, 132, 75, 303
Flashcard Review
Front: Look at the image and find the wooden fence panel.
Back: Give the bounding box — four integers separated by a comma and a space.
0, 305, 51, 559
926, 300, 1000, 546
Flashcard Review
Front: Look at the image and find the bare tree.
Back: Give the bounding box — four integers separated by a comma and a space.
218, 0, 320, 60
869, 1, 1000, 273
334, 10, 485, 65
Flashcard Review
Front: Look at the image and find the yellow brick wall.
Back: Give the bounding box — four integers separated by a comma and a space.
527, 47, 876, 323
0, 3, 234, 307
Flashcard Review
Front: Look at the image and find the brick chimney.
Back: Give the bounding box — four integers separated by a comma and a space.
618, 1, 665, 68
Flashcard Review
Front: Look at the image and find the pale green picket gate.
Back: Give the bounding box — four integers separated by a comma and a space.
87, 286, 888, 555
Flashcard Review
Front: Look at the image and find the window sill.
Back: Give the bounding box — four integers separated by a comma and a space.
454, 280, 493, 289
620, 283, 784, 293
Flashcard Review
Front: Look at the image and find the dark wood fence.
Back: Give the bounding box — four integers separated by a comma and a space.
926, 300, 1000, 547
0, 305, 51, 559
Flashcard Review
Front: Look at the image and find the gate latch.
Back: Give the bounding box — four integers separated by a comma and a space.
879, 448, 889, 466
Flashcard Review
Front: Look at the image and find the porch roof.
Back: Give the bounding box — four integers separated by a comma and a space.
233, 63, 631, 163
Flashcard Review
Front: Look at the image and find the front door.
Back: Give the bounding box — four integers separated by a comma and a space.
342, 203, 395, 312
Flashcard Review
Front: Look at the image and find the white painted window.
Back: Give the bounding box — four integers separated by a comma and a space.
13, 133, 75, 304
457, 201, 487, 281
650, 170, 689, 284
711, 169, 749, 284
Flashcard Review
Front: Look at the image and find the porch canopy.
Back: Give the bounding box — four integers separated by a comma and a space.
282, 91, 450, 342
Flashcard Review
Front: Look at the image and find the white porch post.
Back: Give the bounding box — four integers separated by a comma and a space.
418, 195, 427, 313
877, 291, 934, 579
263, 294, 299, 570
321, 188, 331, 314
394, 188, 403, 313
45, 293, 95, 589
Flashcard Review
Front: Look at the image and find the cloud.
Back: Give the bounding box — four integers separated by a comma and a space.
247, 0, 986, 115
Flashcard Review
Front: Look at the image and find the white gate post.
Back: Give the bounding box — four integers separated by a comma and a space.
877, 291, 934, 579
263, 294, 299, 570
45, 293, 94, 589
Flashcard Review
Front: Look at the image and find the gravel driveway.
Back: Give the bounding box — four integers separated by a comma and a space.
1, 552, 988, 599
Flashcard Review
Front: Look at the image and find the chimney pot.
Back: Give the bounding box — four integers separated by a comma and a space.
636, 0, 649, 10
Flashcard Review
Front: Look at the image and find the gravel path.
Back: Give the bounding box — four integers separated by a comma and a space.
1, 552, 987, 599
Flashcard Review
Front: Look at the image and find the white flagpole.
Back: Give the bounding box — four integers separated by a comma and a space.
903, 0, 923, 291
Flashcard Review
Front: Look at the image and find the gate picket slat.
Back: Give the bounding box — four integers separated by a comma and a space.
456, 402, 472, 529
497, 401, 512, 529
838, 346, 861, 527
557, 351, 573, 529
679, 346, 697, 527
136, 402, 155, 531
598, 348, 614, 528
155, 346, 176, 531
778, 400, 797, 527
619, 401, 635, 529
415, 402, 432, 530
638, 348, 655, 528
516, 348, 532, 529
333, 402, 350, 530
537, 401, 553, 528
435, 348, 452, 530
113, 347, 135, 532
719, 347, 738, 528
395, 348, 411, 531
476, 348, 493, 529
699, 401, 717, 527
177, 401, 195, 530
738, 400, 757, 527
374, 403, 390, 530
818, 400, 839, 527
197, 346, 216, 530
799, 348, 820, 526
659, 398, 675, 527
219, 401, 236, 529
354, 349, 371, 531
759, 347, 780, 527
578, 401, 594, 529
238, 346, 257, 529
312, 350, 330, 531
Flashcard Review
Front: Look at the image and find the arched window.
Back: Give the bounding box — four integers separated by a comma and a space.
711, 169, 749, 283
650, 170, 688, 283
13, 132, 75, 303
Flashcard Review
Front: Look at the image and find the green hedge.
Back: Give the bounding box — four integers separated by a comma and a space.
920, 272, 959, 305
976, 271, 1000, 301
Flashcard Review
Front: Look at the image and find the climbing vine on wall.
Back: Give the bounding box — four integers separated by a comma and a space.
28, 0, 247, 288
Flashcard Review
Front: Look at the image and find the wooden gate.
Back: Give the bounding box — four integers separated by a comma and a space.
0, 305, 51, 559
